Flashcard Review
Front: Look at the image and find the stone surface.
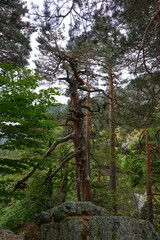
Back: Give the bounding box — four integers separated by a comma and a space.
31, 202, 160, 240
35, 215, 160, 240
36, 211, 52, 226
0, 229, 23, 240
89, 216, 160, 240
0, 229, 15, 240
51, 201, 108, 222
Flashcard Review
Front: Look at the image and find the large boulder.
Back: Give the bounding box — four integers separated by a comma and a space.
25, 202, 160, 240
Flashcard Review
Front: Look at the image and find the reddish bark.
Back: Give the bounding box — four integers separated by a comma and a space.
98, 171, 101, 182
85, 72, 91, 201
71, 84, 90, 201
152, 193, 160, 196
108, 70, 117, 215
145, 127, 153, 223
69, 60, 91, 201
70, 82, 82, 200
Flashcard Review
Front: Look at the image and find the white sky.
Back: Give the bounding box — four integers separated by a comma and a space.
25, 0, 69, 104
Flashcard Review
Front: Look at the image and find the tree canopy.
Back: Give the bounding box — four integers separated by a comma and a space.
0, 0, 33, 66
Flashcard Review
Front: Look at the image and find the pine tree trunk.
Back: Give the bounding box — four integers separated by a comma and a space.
108, 70, 117, 215
71, 84, 82, 200
70, 78, 90, 201
85, 74, 91, 201
145, 127, 153, 223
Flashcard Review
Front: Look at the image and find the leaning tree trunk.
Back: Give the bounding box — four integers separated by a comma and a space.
108, 69, 117, 215
145, 127, 153, 223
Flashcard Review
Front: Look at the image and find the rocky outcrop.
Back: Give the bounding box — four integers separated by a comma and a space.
25, 202, 160, 240
36, 201, 107, 226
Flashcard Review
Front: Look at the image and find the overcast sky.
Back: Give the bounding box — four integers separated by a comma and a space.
25, 0, 69, 104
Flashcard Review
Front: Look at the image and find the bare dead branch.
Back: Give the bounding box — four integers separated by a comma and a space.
79, 86, 107, 96
152, 192, 160, 196
142, 9, 160, 48
135, 9, 160, 73
41, 148, 82, 186
13, 133, 73, 191
13, 164, 38, 191
54, 0, 75, 26
81, 104, 100, 113
43, 133, 73, 158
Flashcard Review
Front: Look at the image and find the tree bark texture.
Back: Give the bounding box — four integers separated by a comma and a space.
108, 70, 117, 215
70, 81, 90, 201
68, 59, 91, 201
85, 72, 91, 201
145, 127, 153, 223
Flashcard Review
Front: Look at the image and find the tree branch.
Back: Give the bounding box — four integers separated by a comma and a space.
41, 148, 82, 186
13, 133, 73, 191
79, 86, 107, 95
81, 104, 100, 113
13, 164, 38, 191
43, 133, 73, 158
135, 9, 160, 73
152, 192, 160, 196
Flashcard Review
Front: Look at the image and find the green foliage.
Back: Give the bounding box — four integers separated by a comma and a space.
0, 63, 59, 150
0, 63, 62, 206
0, 139, 77, 231
0, 0, 33, 66
0, 199, 29, 230
0, 172, 64, 231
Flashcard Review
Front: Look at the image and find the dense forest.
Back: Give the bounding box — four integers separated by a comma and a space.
0, 0, 160, 234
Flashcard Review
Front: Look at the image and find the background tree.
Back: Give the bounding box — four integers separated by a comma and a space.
118, 71, 160, 223
0, 0, 33, 66
114, 0, 160, 74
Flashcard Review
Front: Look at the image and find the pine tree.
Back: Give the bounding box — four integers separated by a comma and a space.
114, 0, 160, 74
0, 0, 33, 66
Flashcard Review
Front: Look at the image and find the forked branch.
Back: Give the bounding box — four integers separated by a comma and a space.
41, 148, 82, 186
13, 133, 73, 191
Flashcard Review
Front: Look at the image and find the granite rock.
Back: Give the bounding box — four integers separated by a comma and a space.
51, 201, 108, 222
31, 202, 160, 240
